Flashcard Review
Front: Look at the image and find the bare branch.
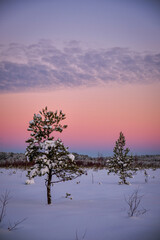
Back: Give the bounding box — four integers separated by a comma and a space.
8, 218, 27, 231
0, 190, 11, 223
125, 189, 147, 217
75, 230, 78, 240
82, 229, 87, 239
75, 229, 87, 240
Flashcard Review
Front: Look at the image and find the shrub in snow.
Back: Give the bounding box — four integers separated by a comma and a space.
25, 106, 84, 204
125, 189, 147, 217
107, 132, 137, 185
0, 190, 11, 223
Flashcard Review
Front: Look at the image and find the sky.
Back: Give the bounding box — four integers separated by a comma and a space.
0, 0, 160, 156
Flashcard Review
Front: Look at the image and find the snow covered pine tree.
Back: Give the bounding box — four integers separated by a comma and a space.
25, 107, 84, 204
108, 132, 136, 185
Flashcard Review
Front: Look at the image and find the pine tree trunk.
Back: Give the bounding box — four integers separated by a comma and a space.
123, 178, 127, 184
122, 175, 127, 184
121, 173, 126, 184
47, 169, 52, 205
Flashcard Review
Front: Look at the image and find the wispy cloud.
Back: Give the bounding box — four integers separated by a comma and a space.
0, 40, 160, 92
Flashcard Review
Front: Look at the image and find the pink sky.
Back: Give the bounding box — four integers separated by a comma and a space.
0, 83, 160, 156
0, 1, 160, 157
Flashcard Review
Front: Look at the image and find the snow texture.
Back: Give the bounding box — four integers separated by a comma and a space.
0, 168, 160, 240
25, 178, 35, 184
68, 153, 75, 161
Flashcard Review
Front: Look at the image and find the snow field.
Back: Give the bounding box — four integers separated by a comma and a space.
0, 168, 160, 240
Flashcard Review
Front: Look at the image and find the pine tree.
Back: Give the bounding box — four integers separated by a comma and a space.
108, 132, 136, 185
25, 107, 84, 204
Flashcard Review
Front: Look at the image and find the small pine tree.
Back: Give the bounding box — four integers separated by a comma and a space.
25, 107, 84, 204
108, 132, 136, 185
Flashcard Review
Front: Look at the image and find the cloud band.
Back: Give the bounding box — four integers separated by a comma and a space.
0, 40, 160, 92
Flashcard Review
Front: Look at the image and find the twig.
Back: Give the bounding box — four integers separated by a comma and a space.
0, 190, 11, 223
8, 218, 27, 231
125, 189, 147, 217
92, 173, 94, 184
82, 229, 87, 239
75, 230, 78, 240
75, 229, 87, 240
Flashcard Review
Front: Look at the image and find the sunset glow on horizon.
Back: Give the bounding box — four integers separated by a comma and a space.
1, 83, 160, 156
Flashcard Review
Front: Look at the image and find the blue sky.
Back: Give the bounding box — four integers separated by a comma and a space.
0, 0, 160, 51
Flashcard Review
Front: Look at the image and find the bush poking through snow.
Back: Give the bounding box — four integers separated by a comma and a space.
0, 190, 11, 223
65, 192, 72, 200
25, 107, 85, 204
125, 189, 147, 217
0, 191, 26, 231
75, 229, 87, 240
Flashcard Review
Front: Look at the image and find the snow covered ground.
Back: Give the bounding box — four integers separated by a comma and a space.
0, 168, 160, 240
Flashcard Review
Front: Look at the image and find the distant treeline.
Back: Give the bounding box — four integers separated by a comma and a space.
0, 152, 160, 169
